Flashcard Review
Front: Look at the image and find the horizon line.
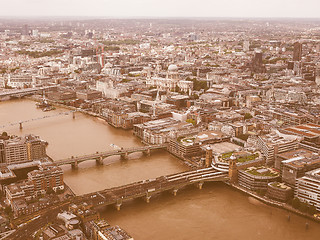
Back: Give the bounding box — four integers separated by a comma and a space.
0, 16, 320, 21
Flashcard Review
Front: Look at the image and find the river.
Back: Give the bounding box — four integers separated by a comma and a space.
1, 99, 319, 240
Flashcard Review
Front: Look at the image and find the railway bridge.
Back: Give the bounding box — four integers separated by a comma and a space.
75, 167, 229, 210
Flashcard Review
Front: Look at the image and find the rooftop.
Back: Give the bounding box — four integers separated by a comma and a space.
245, 166, 280, 177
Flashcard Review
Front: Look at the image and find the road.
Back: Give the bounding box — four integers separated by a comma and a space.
6, 202, 69, 240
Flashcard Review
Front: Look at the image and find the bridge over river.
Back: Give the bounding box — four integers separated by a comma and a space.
0, 86, 56, 99
75, 167, 229, 210
55, 145, 166, 169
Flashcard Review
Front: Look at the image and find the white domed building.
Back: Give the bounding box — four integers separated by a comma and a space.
146, 64, 193, 94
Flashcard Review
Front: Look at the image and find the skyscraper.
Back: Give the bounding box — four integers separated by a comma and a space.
251, 51, 266, 73
293, 42, 302, 61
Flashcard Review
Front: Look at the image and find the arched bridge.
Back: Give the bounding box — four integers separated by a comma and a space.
75, 167, 229, 210
55, 145, 166, 169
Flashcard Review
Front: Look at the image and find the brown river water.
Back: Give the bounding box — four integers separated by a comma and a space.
0, 99, 319, 240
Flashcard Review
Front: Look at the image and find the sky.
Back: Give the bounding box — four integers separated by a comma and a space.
1, 0, 320, 18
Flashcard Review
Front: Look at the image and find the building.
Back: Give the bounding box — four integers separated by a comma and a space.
279, 150, 320, 188
133, 118, 194, 145
238, 166, 280, 192
6, 74, 35, 88
266, 182, 293, 202
76, 90, 102, 100
2, 135, 47, 165
146, 64, 193, 94
26, 134, 47, 161
98, 226, 134, 240
168, 130, 228, 158
28, 164, 64, 195
251, 51, 266, 73
3, 137, 28, 164
293, 42, 302, 61
256, 130, 300, 165
295, 168, 320, 212
282, 123, 320, 149
0, 140, 5, 164
5, 164, 63, 217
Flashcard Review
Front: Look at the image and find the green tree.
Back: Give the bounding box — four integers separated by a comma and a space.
291, 197, 301, 209
186, 119, 196, 126
4, 206, 12, 215
307, 205, 317, 215
244, 113, 253, 120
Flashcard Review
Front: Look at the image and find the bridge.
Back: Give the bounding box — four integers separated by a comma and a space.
55, 145, 166, 169
0, 86, 56, 99
0, 110, 76, 130
75, 167, 228, 210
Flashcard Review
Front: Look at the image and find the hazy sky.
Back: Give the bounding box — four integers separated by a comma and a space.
1, 0, 320, 18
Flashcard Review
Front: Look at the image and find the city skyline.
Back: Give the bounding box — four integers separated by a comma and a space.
1, 0, 320, 19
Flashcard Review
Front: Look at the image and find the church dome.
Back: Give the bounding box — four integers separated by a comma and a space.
168, 64, 178, 72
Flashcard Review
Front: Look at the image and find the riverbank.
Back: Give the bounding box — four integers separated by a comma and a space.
228, 182, 320, 223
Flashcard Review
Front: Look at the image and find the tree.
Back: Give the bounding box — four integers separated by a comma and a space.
244, 113, 253, 120
299, 202, 308, 213
4, 206, 12, 215
192, 94, 199, 100
291, 197, 301, 209
46, 188, 54, 195
186, 119, 196, 126
1, 132, 8, 137
307, 205, 317, 215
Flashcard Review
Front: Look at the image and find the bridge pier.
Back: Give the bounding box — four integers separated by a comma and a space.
19, 122, 23, 130
115, 199, 122, 211
143, 148, 151, 157
120, 152, 129, 160
172, 189, 178, 196
145, 192, 151, 203
197, 181, 204, 190
96, 156, 103, 165
71, 160, 78, 170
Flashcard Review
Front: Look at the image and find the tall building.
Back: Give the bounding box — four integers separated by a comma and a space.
21, 24, 29, 36
25, 134, 47, 161
0, 140, 5, 164
4, 138, 28, 164
251, 51, 266, 73
243, 40, 250, 52
2, 135, 47, 165
316, 64, 320, 86
293, 42, 302, 61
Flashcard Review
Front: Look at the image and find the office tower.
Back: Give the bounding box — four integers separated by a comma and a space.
293, 42, 302, 61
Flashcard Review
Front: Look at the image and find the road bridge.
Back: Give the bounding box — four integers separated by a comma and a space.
75, 167, 229, 210
55, 145, 166, 169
